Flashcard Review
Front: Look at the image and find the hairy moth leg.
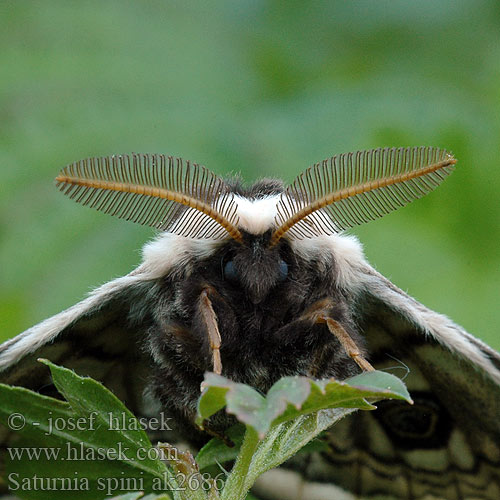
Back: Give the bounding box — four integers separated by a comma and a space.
300, 298, 374, 372
199, 288, 223, 375
197, 290, 235, 447
319, 315, 374, 372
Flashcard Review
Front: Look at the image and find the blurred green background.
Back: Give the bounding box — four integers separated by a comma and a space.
1, 1, 499, 350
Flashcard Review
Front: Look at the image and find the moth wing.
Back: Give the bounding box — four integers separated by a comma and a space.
0, 267, 158, 440
0, 269, 164, 494
275, 266, 500, 500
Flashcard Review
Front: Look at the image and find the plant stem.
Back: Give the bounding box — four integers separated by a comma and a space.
220, 428, 260, 500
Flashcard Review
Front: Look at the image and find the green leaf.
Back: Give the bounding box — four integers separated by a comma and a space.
40, 359, 166, 476
197, 371, 410, 439
0, 360, 177, 500
346, 370, 413, 397
196, 424, 245, 470
197, 374, 266, 432
208, 371, 411, 500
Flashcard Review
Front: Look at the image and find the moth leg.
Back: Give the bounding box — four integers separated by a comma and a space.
196, 291, 234, 447
199, 288, 222, 375
317, 315, 375, 372
300, 298, 374, 372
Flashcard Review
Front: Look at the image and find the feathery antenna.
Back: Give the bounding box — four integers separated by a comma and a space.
55, 154, 243, 242
271, 147, 456, 245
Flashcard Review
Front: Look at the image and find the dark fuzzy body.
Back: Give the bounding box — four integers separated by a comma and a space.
139, 180, 366, 443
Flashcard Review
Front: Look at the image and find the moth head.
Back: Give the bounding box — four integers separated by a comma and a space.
222, 229, 289, 304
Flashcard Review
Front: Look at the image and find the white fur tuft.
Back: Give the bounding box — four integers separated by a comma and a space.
291, 233, 367, 290
233, 195, 280, 234
139, 233, 222, 278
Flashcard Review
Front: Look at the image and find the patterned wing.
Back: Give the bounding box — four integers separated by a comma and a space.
253, 268, 500, 500
0, 271, 157, 494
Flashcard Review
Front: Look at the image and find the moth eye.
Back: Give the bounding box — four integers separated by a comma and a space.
223, 260, 239, 283
278, 259, 288, 282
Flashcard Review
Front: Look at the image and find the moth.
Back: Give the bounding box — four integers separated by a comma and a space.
1, 147, 499, 500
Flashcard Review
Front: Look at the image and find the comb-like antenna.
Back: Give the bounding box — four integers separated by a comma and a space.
55, 154, 243, 242
271, 147, 456, 246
